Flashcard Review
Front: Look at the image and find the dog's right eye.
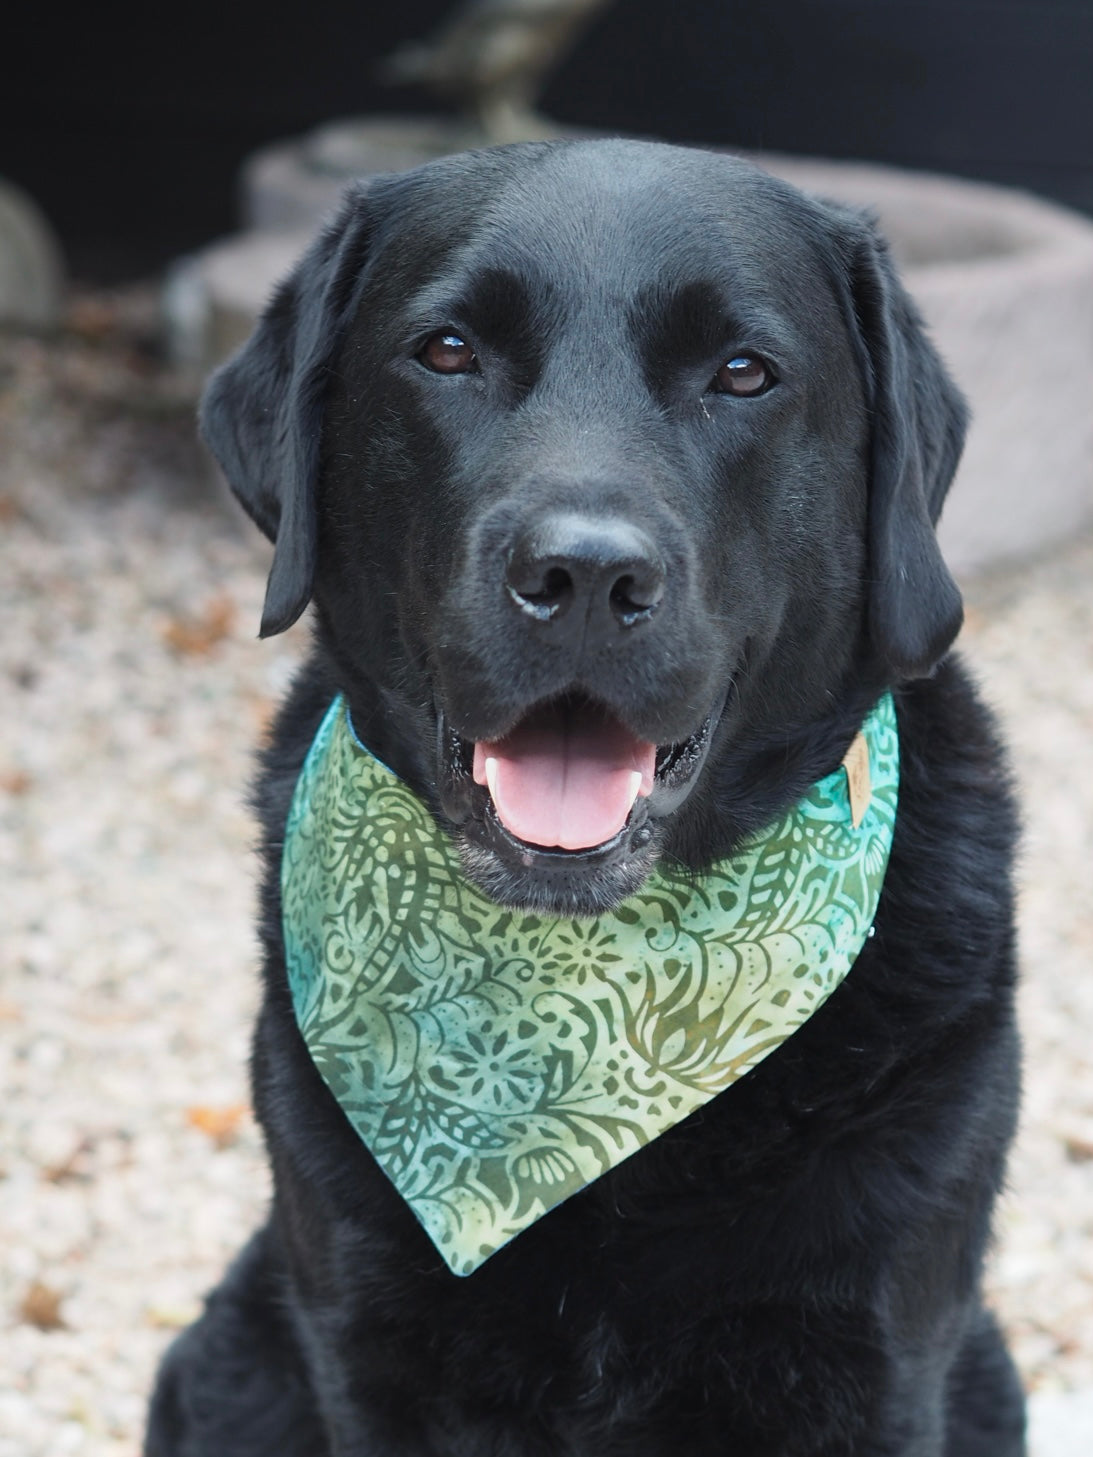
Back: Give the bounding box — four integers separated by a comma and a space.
710, 354, 775, 397
418, 332, 479, 375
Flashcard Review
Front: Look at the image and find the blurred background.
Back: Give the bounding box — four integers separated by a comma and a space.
4, 0, 1093, 280
2, 4, 1093, 1455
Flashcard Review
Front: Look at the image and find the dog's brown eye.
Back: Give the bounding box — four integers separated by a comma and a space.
712, 355, 773, 397
419, 332, 478, 374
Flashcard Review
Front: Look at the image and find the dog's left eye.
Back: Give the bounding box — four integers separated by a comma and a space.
418, 332, 479, 375
710, 355, 775, 397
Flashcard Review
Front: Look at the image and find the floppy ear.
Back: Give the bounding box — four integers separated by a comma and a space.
199, 184, 374, 638
847, 218, 968, 679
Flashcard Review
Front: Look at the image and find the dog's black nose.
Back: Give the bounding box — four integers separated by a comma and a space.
505, 513, 665, 636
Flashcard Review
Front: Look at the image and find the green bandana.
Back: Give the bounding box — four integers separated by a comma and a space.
282, 694, 898, 1275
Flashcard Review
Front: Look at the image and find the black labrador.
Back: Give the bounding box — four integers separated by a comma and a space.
146, 140, 1025, 1456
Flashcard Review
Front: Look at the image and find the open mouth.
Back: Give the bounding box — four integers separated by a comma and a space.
443, 690, 723, 860
472, 696, 656, 851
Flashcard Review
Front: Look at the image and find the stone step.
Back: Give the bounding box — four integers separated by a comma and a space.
0, 177, 65, 331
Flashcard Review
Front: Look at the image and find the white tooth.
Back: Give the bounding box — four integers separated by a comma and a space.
628, 770, 643, 808
485, 757, 500, 802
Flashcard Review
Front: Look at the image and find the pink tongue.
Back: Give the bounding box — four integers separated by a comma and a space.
473, 703, 656, 851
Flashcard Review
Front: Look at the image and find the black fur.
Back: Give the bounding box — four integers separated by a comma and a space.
146, 140, 1024, 1455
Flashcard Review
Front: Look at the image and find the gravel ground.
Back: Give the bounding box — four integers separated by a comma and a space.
1, 294, 1091, 1455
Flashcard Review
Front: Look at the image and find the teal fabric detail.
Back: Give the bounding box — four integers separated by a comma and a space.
282, 694, 899, 1275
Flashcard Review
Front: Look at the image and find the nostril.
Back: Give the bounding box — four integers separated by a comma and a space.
507, 564, 574, 620
610, 571, 663, 626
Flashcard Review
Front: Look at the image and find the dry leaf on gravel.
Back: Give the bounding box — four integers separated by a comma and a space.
19, 1281, 67, 1332
162, 594, 237, 656
186, 1103, 251, 1149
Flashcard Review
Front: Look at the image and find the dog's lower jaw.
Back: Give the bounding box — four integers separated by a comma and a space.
454, 813, 664, 916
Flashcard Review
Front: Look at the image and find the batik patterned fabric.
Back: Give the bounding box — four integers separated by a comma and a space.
281, 693, 899, 1275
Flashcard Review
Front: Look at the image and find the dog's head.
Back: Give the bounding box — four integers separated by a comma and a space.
202, 140, 965, 914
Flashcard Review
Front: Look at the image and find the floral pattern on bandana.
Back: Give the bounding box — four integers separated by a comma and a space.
282, 694, 899, 1275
